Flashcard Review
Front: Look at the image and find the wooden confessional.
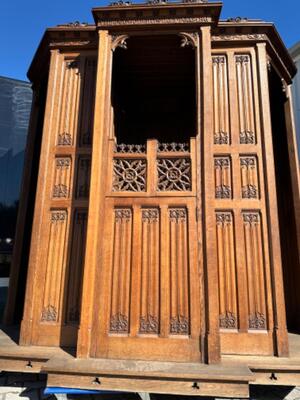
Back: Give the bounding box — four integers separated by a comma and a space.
2, 0, 300, 396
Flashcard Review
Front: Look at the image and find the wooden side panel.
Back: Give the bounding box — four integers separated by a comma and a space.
65, 210, 88, 324
242, 211, 267, 330
235, 55, 256, 145
109, 208, 133, 334
139, 208, 160, 334
41, 210, 68, 323
212, 55, 230, 145
240, 156, 259, 199
216, 212, 238, 330
57, 61, 81, 147
169, 208, 190, 336
53, 157, 72, 199
214, 156, 232, 199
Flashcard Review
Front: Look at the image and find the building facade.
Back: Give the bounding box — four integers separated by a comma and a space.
0, 77, 32, 316
290, 41, 300, 158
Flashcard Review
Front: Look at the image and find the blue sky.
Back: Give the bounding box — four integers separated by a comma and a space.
1, 0, 299, 82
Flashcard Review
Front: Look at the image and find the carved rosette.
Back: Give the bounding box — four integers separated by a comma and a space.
157, 158, 191, 191
219, 311, 237, 329
140, 315, 159, 334
41, 305, 57, 322
170, 315, 189, 335
249, 312, 267, 330
113, 159, 146, 192
110, 313, 129, 333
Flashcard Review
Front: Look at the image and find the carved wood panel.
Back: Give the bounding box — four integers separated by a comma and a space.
214, 156, 232, 199
139, 208, 160, 334
212, 55, 230, 145
169, 208, 190, 335
235, 54, 256, 144
109, 208, 133, 333
53, 157, 72, 199
240, 156, 259, 199
216, 212, 238, 329
56, 59, 81, 147
242, 212, 267, 330
41, 210, 68, 323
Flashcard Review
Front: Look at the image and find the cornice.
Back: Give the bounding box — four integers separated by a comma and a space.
92, 1, 222, 29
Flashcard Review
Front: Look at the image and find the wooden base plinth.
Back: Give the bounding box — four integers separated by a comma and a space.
0, 327, 299, 396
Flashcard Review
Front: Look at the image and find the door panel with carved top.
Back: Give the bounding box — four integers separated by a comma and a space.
93, 139, 202, 362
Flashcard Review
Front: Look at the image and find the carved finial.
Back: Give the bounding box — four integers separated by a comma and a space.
147, 0, 168, 4
112, 34, 129, 51
179, 32, 198, 49
110, 0, 132, 5
60, 21, 89, 27
227, 17, 248, 23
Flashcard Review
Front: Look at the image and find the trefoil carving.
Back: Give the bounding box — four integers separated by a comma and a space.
140, 315, 159, 334
170, 315, 189, 334
249, 312, 267, 330
58, 132, 72, 146
110, 313, 128, 333
216, 212, 232, 225
214, 131, 229, 145
41, 305, 57, 322
115, 208, 132, 223
142, 209, 159, 223
51, 211, 67, 223
240, 130, 255, 144
219, 311, 237, 329
169, 208, 187, 223
243, 212, 259, 225
53, 184, 68, 198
